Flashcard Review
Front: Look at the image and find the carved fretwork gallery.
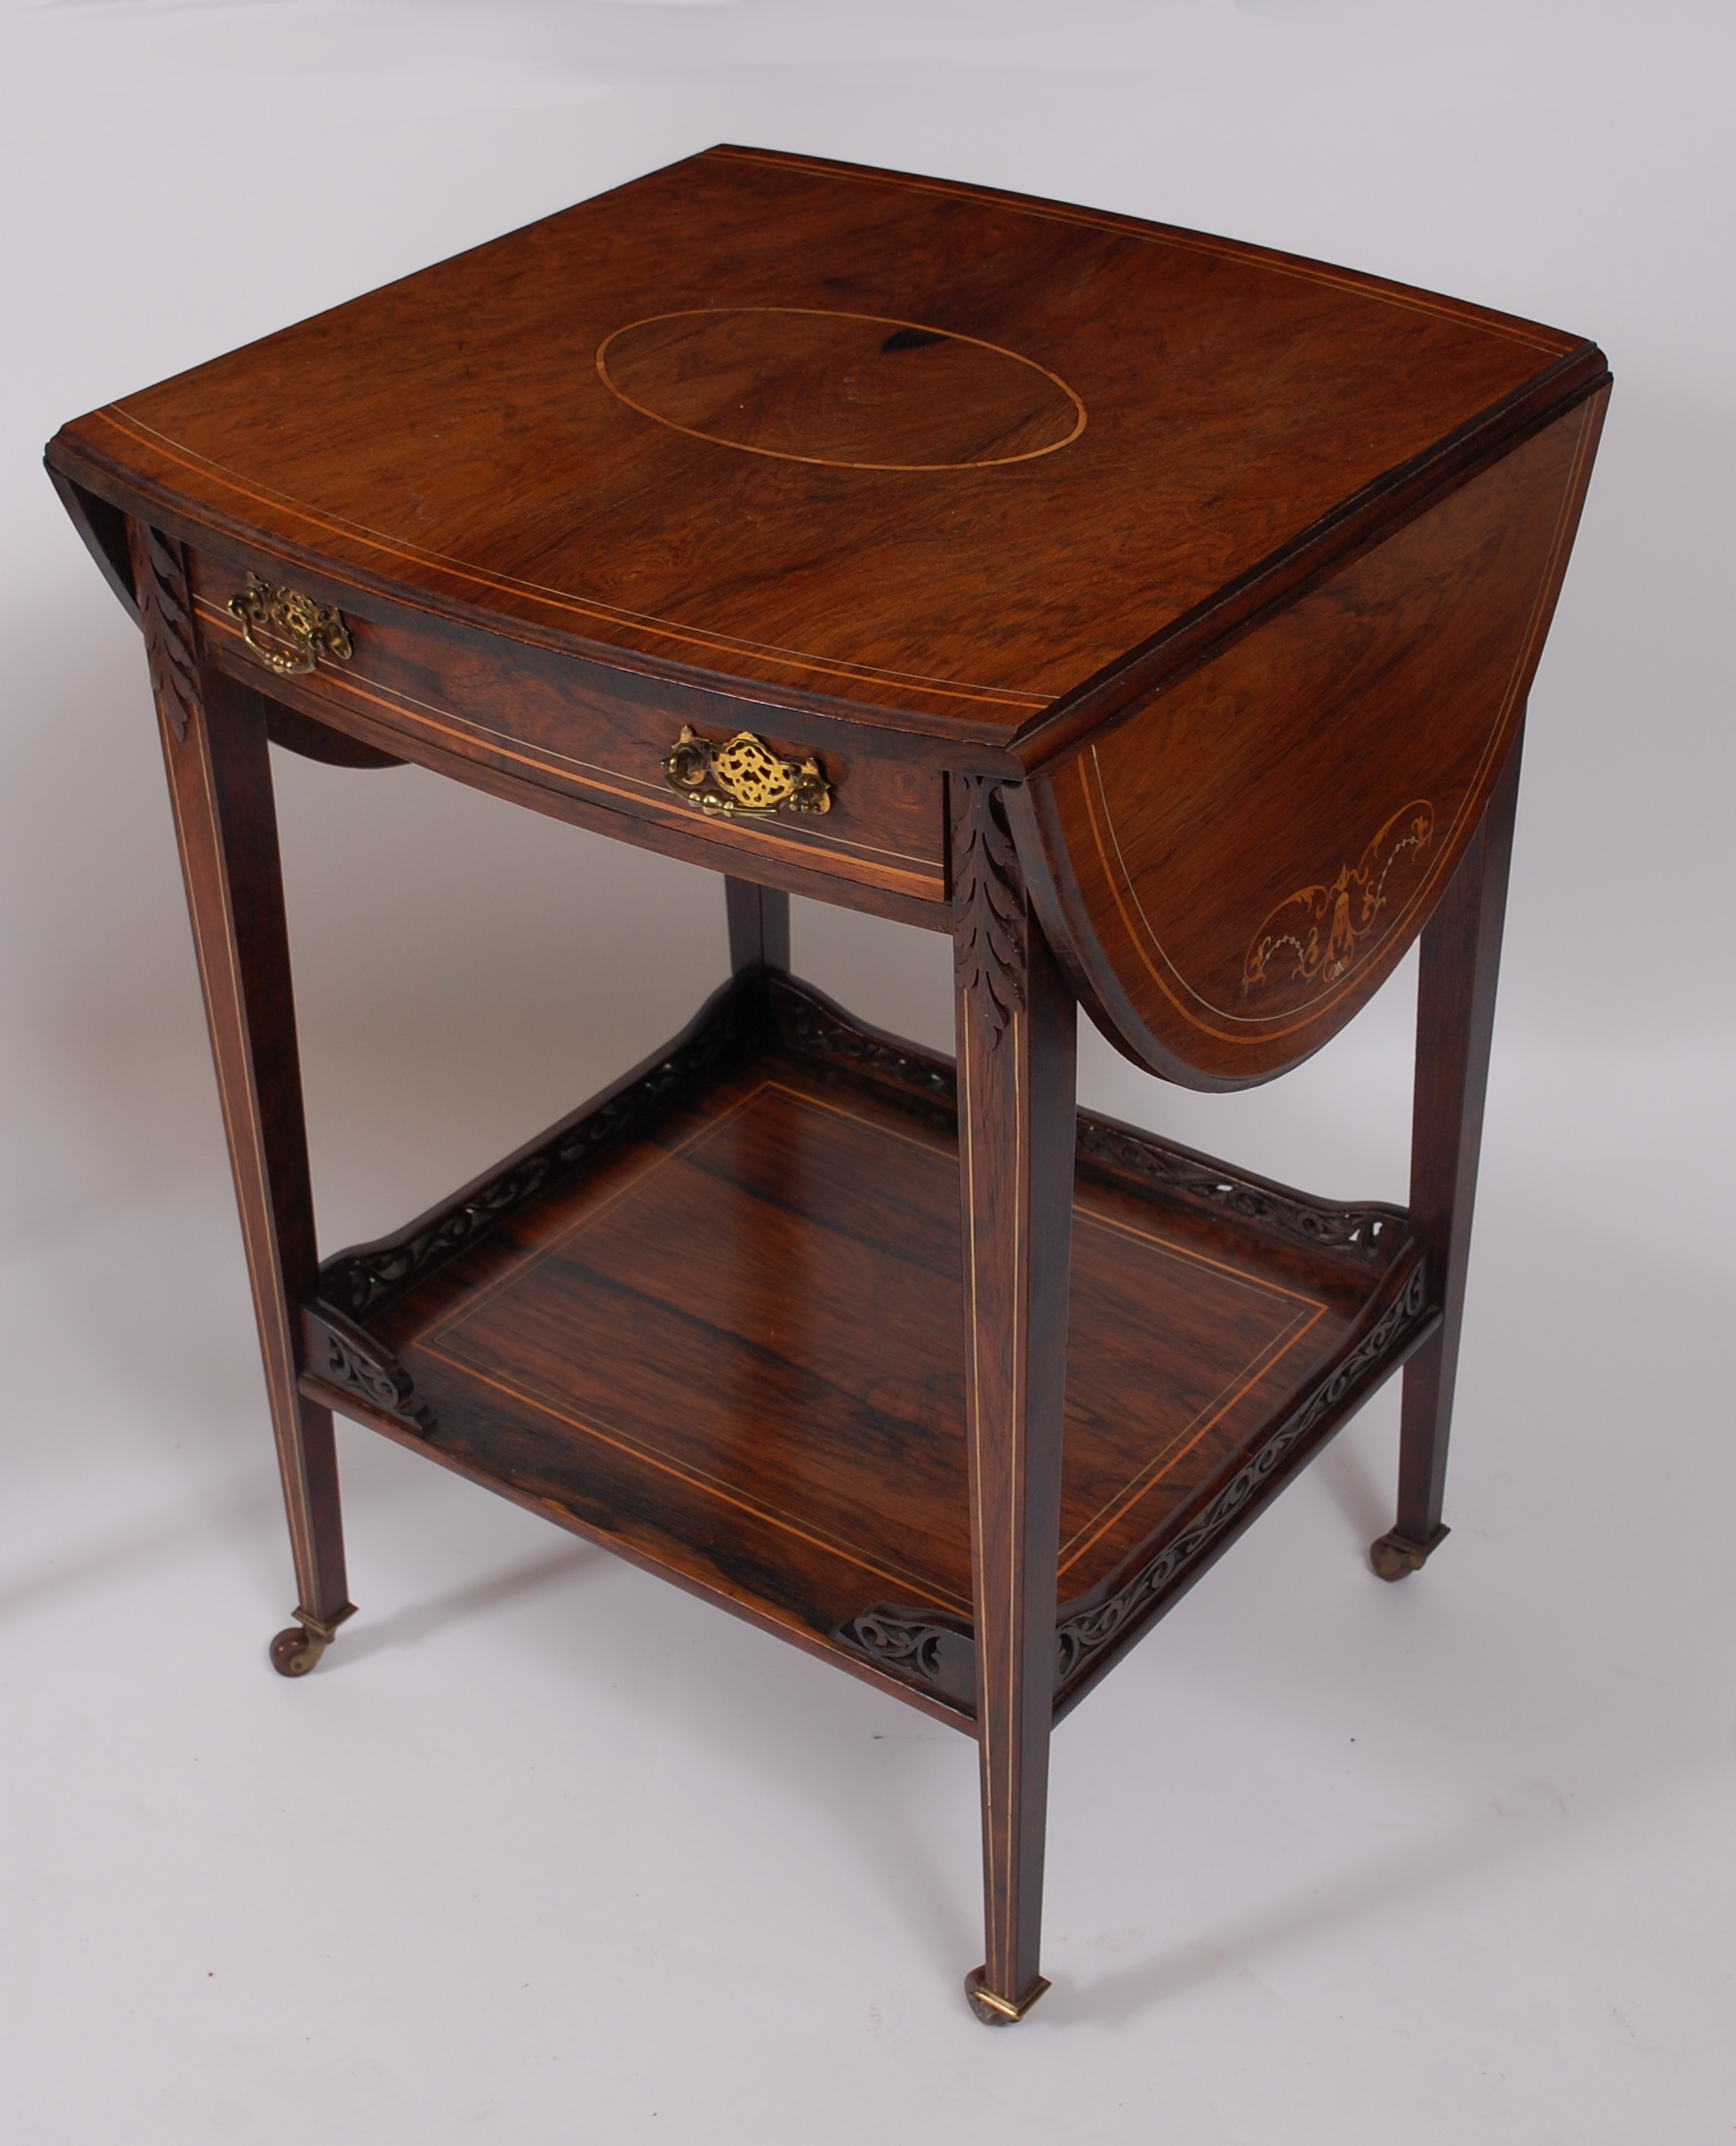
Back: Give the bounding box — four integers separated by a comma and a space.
49, 143, 1606, 2029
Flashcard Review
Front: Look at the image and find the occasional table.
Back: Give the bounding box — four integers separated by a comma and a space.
46, 146, 1608, 2025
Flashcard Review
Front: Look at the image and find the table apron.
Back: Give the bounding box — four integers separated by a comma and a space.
184, 542, 951, 922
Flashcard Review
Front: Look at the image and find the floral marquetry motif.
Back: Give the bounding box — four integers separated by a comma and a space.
1030, 397, 1605, 1087
1243, 801, 1434, 996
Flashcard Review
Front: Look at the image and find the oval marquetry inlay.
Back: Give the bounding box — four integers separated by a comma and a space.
596, 307, 1086, 471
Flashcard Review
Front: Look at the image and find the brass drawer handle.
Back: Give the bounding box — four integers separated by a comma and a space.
226, 573, 354, 676
662, 725, 831, 818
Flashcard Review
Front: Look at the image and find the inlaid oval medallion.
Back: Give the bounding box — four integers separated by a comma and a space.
596, 307, 1086, 471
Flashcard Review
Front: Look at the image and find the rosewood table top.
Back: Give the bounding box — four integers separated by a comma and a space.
51, 145, 1599, 739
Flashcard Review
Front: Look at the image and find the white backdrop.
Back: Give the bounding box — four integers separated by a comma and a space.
3, 4, 1731, 2140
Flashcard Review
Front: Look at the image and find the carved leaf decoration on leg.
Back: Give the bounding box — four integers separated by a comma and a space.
953, 774, 1025, 1045
128, 521, 199, 745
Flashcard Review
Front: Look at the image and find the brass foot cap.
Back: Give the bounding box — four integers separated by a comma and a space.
269, 1602, 357, 1677
1369, 1524, 1449, 1581
965, 1967, 1051, 2025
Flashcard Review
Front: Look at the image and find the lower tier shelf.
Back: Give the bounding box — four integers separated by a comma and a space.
300, 972, 1437, 1729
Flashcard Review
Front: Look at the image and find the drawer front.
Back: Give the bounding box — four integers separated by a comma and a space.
184, 545, 947, 909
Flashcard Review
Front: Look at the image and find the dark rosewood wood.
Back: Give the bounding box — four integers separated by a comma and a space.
47, 146, 1604, 752
264, 696, 405, 770
151, 545, 953, 934
950, 778, 1076, 2019
129, 521, 353, 1656
178, 548, 953, 910
313, 972, 765, 1330
1054, 1253, 1434, 1714
287, 972, 1412, 1721
1016, 387, 1609, 1087
725, 878, 791, 973
49, 148, 1607, 2026
1372, 732, 1526, 1579
51, 470, 137, 621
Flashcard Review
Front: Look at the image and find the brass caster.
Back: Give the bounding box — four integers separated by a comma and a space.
1370, 1523, 1449, 1581
268, 1602, 354, 1677
964, 1967, 1051, 2026
270, 1625, 325, 1676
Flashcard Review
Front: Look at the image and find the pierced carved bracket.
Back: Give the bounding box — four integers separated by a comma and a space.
838, 1259, 1434, 1714
662, 726, 830, 818
1053, 1259, 1432, 1688
129, 522, 199, 744
318, 975, 767, 1323
952, 774, 1025, 1046
1075, 1116, 1403, 1263
835, 1605, 977, 1711
302, 1306, 436, 1436
768, 974, 1403, 1268
767, 974, 957, 1112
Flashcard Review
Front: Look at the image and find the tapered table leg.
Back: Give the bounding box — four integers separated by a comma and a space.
1373, 733, 1525, 1580
724, 876, 791, 973
131, 521, 353, 1670
952, 776, 1076, 2024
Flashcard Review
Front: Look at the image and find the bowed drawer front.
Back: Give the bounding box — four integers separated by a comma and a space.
183, 543, 948, 912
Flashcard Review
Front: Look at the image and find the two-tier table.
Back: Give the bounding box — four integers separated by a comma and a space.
47, 146, 1607, 2025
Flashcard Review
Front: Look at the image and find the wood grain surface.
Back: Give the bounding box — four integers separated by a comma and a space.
132, 524, 352, 1635
301, 975, 1412, 1729
180, 540, 948, 909
48, 146, 1602, 746
950, 774, 1077, 2008
1020, 386, 1609, 1084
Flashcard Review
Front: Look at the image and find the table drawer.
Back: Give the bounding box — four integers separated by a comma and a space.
184, 544, 947, 910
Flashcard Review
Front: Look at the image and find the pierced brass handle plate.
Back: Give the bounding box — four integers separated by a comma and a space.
226, 573, 354, 676
662, 726, 832, 818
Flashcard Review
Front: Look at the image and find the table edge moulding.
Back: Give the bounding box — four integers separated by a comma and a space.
44, 143, 1610, 2029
